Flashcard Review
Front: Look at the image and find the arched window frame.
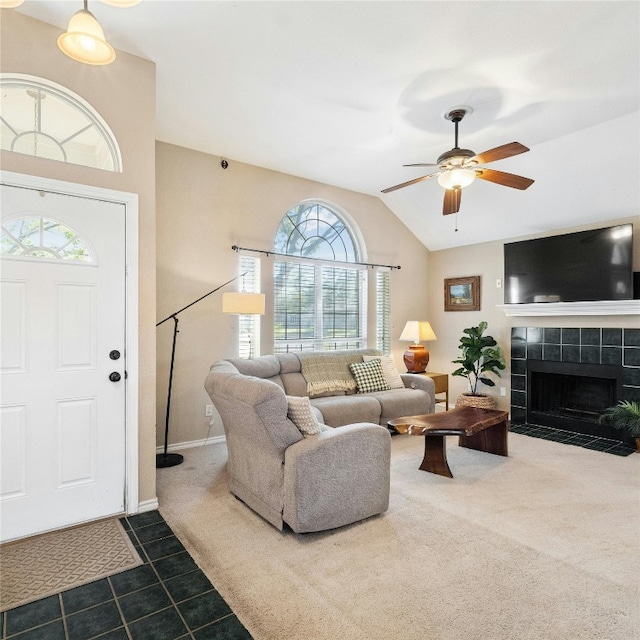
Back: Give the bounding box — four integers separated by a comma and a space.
272, 199, 369, 353
0, 74, 122, 172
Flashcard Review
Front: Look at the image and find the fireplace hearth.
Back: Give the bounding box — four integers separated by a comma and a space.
511, 327, 640, 448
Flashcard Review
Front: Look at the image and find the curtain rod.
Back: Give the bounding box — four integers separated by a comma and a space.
231, 245, 401, 270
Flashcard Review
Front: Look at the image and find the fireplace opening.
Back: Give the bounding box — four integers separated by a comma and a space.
527, 360, 626, 441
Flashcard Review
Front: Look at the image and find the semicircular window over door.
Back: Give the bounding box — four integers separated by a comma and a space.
1, 215, 95, 264
0, 74, 122, 172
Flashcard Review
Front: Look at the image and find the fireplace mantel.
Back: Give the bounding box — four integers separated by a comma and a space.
498, 300, 640, 316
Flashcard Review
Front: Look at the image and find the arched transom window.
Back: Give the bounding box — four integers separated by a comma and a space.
0, 74, 122, 172
274, 201, 359, 262
273, 201, 366, 353
1, 216, 95, 264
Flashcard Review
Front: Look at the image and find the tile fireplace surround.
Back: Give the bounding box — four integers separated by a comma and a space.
510, 327, 640, 437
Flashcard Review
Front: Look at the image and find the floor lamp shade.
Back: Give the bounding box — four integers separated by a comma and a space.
222, 292, 266, 315
399, 321, 437, 373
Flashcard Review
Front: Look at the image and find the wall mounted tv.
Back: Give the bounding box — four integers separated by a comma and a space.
504, 224, 633, 304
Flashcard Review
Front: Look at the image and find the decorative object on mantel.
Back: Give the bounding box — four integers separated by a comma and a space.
445, 275, 480, 311
156, 273, 265, 469
599, 401, 640, 452
399, 321, 437, 373
452, 320, 505, 409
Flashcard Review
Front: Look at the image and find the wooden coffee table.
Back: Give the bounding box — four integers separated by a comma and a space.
388, 406, 509, 478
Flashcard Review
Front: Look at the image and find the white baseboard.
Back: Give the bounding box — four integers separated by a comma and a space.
135, 498, 159, 513
155, 435, 226, 454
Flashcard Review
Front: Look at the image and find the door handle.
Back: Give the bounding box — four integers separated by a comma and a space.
109, 372, 121, 382
109, 350, 121, 360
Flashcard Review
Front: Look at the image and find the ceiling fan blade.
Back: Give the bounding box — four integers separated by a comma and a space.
476, 168, 534, 190
443, 188, 461, 215
470, 142, 529, 165
381, 172, 439, 194
402, 163, 438, 167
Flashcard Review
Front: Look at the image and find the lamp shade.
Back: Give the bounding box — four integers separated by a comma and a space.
222, 292, 266, 315
57, 8, 116, 65
399, 321, 437, 344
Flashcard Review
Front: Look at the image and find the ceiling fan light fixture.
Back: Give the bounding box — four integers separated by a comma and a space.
57, 5, 116, 65
437, 168, 476, 190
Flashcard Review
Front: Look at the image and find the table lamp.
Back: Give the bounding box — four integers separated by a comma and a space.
399, 321, 437, 373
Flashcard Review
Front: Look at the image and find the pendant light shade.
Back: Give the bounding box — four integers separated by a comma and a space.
57, 6, 116, 65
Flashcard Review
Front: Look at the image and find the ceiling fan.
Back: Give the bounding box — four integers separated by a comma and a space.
381, 108, 534, 215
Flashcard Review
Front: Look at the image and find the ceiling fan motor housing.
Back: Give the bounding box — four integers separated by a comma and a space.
436, 148, 476, 169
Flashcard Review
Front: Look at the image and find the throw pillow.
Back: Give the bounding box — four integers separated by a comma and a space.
363, 355, 404, 389
286, 395, 322, 436
349, 359, 390, 394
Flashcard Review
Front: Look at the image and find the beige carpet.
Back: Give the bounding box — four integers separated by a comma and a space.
0, 517, 142, 611
157, 433, 640, 640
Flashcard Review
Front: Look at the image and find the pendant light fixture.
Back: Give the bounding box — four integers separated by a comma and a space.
57, 0, 116, 66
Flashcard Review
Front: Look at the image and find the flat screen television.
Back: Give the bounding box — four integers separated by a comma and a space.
504, 224, 633, 304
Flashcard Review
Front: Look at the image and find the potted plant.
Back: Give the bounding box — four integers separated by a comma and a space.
452, 321, 506, 409
599, 400, 640, 452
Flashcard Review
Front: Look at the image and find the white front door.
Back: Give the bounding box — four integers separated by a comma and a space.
0, 184, 127, 542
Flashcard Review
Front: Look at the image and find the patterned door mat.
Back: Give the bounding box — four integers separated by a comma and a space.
0, 517, 142, 611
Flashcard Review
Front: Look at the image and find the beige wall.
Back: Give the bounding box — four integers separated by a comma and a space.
1, 12, 157, 505
155, 141, 430, 445
427, 217, 640, 412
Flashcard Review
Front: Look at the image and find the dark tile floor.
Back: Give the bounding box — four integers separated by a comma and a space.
1, 511, 252, 640
510, 423, 635, 456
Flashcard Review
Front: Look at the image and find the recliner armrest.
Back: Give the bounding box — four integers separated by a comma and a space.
283, 423, 391, 533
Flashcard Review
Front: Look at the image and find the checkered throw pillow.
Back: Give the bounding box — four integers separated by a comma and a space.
362, 355, 404, 389
349, 359, 390, 394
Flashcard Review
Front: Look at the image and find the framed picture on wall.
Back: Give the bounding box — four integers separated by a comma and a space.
444, 276, 480, 311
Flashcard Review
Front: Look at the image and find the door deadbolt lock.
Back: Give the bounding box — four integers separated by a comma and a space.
109, 350, 121, 360
109, 372, 121, 382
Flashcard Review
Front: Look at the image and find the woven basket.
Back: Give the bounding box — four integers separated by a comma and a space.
455, 393, 497, 410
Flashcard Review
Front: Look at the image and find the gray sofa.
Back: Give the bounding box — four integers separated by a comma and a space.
204, 349, 434, 533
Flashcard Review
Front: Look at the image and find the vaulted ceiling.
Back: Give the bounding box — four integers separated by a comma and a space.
16, 1, 640, 251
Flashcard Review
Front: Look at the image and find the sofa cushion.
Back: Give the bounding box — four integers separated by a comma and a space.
362, 355, 404, 389
349, 359, 390, 394
286, 395, 322, 436
310, 395, 382, 428
368, 388, 432, 425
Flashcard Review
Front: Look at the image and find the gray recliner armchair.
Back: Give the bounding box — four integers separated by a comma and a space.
204, 359, 391, 533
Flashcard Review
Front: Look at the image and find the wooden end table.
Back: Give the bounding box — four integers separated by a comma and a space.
388, 406, 509, 478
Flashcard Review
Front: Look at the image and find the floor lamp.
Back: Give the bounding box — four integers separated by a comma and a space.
156, 274, 265, 468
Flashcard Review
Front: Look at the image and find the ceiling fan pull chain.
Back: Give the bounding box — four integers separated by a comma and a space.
455, 212, 458, 232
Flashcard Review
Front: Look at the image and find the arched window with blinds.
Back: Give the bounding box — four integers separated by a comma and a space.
273, 200, 373, 353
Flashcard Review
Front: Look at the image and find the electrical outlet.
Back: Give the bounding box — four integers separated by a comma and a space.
205, 404, 213, 417
496, 278, 502, 288
500, 387, 507, 397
